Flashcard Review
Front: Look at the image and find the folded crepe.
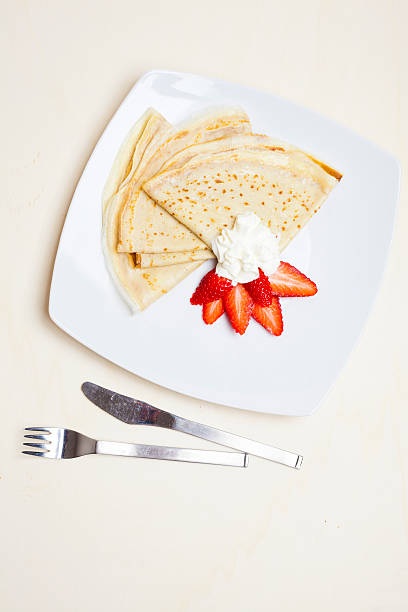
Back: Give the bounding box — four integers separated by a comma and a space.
102, 109, 201, 311
103, 110, 171, 218
159, 133, 293, 174
118, 107, 252, 255
103, 107, 341, 312
130, 132, 275, 266
143, 147, 341, 252
135, 249, 214, 268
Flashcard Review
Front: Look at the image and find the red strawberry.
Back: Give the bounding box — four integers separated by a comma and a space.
190, 268, 232, 305
244, 268, 275, 306
203, 299, 224, 325
252, 298, 283, 336
223, 284, 253, 335
269, 262, 317, 297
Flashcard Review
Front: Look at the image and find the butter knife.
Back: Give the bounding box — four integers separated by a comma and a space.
82, 382, 303, 469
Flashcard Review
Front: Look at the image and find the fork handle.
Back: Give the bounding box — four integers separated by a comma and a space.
95, 440, 248, 467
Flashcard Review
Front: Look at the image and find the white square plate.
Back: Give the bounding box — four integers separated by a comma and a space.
49, 70, 399, 415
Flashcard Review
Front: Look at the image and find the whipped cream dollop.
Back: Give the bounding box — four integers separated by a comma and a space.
212, 212, 280, 285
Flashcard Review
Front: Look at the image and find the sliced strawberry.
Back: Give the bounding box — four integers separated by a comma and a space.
190, 268, 232, 305
252, 298, 283, 336
223, 284, 253, 335
203, 299, 224, 325
244, 268, 275, 306
269, 262, 317, 297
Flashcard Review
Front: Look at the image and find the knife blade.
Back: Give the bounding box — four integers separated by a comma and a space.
82, 382, 303, 469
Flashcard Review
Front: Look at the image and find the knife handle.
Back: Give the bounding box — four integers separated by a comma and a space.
173, 417, 302, 469
95, 440, 248, 467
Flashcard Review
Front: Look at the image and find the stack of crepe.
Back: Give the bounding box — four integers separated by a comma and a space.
102, 107, 341, 311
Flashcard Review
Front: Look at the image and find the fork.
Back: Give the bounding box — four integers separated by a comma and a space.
22, 427, 248, 467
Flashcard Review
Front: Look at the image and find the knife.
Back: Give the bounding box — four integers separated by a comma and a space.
82, 382, 303, 469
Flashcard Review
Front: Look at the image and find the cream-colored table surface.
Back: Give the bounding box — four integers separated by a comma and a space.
1, 1, 407, 610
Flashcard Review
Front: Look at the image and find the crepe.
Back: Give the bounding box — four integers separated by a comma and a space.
143, 148, 341, 252
118, 107, 252, 255
135, 249, 214, 268
103, 109, 172, 217
159, 133, 292, 173
102, 109, 201, 311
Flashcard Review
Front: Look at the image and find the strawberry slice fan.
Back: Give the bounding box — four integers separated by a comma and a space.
190, 263, 317, 336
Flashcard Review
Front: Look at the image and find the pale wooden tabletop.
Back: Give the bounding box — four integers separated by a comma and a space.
1, 1, 407, 610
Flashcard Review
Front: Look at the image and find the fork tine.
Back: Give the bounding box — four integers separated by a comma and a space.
23, 442, 50, 450
25, 427, 51, 433
22, 450, 47, 457
24, 434, 51, 441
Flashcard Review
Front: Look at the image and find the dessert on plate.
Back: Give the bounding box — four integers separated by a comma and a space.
102, 107, 341, 335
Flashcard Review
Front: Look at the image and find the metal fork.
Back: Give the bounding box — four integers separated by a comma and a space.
22, 427, 248, 467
